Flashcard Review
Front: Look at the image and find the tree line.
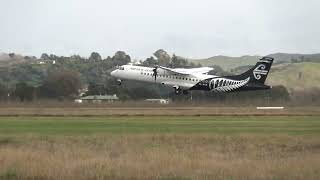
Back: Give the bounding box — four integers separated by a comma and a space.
0, 49, 316, 105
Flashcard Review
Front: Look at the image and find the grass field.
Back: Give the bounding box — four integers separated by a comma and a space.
1, 116, 320, 180
0, 116, 320, 135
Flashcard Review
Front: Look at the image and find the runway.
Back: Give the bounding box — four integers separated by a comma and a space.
0, 106, 318, 116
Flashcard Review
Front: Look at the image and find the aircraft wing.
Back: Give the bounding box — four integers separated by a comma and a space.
158, 66, 213, 75
160, 81, 194, 89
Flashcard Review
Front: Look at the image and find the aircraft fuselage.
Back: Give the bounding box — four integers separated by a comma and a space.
111, 57, 274, 94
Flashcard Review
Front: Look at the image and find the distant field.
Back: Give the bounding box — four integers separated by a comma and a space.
0, 116, 320, 180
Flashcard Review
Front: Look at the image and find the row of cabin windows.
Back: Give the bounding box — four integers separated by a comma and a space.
140, 72, 200, 82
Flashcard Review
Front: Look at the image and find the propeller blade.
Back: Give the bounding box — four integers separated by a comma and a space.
153, 67, 158, 82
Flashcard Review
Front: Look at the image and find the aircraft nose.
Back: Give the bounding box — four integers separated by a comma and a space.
110, 69, 117, 77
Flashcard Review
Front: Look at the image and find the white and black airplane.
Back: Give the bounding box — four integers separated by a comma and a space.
111, 57, 274, 95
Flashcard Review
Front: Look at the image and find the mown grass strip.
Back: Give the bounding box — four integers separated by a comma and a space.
0, 116, 319, 135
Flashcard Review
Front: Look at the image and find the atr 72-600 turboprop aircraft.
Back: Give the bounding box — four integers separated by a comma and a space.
111, 57, 274, 95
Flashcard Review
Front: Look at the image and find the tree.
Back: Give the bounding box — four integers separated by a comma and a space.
70, 55, 83, 61
154, 49, 171, 66
171, 54, 188, 68
143, 56, 157, 67
89, 52, 102, 61
86, 82, 107, 95
267, 85, 290, 102
39, 70, 81, 99
24, 56, 32, 60
41, 53, 50, 60
111, 51, 131, 66
9, 53, 15, 58
13, 82, 35, 102
49, 54, 59, 60
0, 84, 9, 101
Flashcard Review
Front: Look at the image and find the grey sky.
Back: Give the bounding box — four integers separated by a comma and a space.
1, 0, 319, 59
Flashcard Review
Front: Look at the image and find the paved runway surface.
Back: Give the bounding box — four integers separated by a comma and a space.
0, 106, 318, 116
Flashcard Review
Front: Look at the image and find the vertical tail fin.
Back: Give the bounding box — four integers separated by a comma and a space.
240, 57, 274, 84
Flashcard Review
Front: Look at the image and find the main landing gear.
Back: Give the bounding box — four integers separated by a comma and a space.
116, 79, 122, 85
173, 87, 189, 95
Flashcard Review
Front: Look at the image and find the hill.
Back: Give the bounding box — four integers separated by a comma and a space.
0, 53, 11, 61
0, 53, 27, 67
268, 53, 320, 63
189, 55, 261, 70
267, 62, 320, 92
190, 53, 320, 70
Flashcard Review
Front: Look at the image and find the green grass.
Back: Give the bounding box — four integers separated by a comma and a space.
0, 116, 319, 135
1, 116, 320, 179
268, 62, 320, 91
189, 55, 260, 70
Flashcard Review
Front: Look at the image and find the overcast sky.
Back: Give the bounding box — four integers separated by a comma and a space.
1, 0, 320, 59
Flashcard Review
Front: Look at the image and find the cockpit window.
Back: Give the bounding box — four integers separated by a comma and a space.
118, 66, 124, 70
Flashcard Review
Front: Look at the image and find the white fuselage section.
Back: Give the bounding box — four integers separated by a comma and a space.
111, 65, 216, 90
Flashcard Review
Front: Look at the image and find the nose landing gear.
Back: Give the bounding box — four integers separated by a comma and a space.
173, 86, 181, 95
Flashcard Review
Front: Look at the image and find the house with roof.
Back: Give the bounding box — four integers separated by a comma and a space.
75, 94, 119, 103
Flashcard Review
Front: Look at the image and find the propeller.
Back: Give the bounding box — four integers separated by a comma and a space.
153, 66, 158, 82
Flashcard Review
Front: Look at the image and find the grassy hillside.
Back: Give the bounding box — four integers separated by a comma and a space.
189, 55, 261, 70
0, 53, 28, 67
267, 63, 320, 91
190, 53, 320, 70
268, 53, 320, 63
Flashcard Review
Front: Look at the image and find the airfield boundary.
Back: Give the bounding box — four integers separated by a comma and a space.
0, 106, 318, 116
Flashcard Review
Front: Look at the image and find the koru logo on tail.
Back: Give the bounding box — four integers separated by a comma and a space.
253, 64, 268, 80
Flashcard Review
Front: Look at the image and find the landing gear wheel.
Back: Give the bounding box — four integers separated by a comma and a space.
117, 79, 122, 85
182, 90, 189, 95
174, 88, 182, 95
